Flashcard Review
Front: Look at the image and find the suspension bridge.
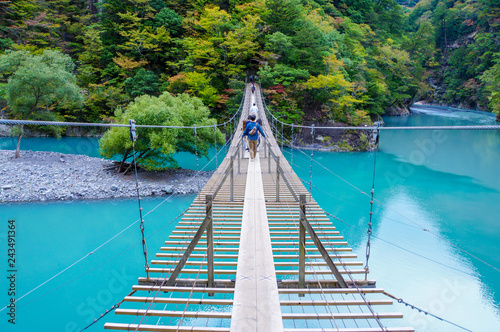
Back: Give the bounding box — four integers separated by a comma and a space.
102, 84, 414, 332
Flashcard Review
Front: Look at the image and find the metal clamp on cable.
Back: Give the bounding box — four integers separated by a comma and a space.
373, 121, 380, 146
129, 119, 137, 142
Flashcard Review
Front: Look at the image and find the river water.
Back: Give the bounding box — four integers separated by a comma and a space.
1, 105, 499, 331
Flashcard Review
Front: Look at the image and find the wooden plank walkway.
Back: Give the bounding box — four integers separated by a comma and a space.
104, 84, 413, 332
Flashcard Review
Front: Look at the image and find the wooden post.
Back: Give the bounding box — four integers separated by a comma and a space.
238, 142, 241, 174
268, 144, 271, 173
299, 194, 306, 293
264, 138, 267, 157
206, 194, 214, 295
166, 215, 212, 286
276, 157, 280, 202
299, 212, 348, 289
230, 158, 234, 202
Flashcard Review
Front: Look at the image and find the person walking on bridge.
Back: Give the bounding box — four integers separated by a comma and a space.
242, 114, 265, 161
249, 103, 259, 116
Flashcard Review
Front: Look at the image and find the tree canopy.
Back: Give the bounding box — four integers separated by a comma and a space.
0, 0, 498, 132
0, 49, 83, 157
99, 92, 224, 171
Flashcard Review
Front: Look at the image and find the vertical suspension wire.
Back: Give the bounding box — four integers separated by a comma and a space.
213, 124, 218, 168
365, 124, 379, 280
224, 122, 227, 153
193, 124, 199, 171
129, 120, 150, 279
281, 120, 284, 151
279, 197, 341, 332
309, 124, 315, 195
291, 124, 294, 167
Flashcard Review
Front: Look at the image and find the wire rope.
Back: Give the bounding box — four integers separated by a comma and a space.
0, 133, 231, 315
265, 160, 341, 331
269, 122, 500, 274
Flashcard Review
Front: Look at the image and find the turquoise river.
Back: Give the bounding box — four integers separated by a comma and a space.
1, 105, 499, 331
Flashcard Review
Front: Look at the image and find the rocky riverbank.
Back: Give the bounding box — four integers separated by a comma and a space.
0, 150, 213, 203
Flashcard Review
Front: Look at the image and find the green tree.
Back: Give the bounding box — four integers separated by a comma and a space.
481, 59, 500, 121
154, 7, 184, 36
0, 50, 83, 158
124, 68, 161, 97
258, 64, 310, 87
303, 54, 361, 123
99, 92, 224, 172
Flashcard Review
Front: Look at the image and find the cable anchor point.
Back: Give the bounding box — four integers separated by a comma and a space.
129, 119, 138, 142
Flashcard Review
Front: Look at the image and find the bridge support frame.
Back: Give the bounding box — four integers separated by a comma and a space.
276, 157, 280, 202
166, 195, 214, 292
299, 195, 306, 294
298, 194, 348, 289
230, 158, 234, 202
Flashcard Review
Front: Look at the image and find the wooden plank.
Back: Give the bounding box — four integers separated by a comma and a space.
160, 247, 240, 252
165, 214, 212, 286
147, 268, 364, 275
123, 296, 233, 305
231, 153, 284, 332
279, 299, 393, 306
277, 279, 376, 288
156, 253, 239, 258
281, 312, 403, 319
150, 260, 363, 267
283, 329, 414, 332
298, 195, 347, 288
277, 288, 385, 294
104, 323, 230, 331
131, 285, 235, 293
115, 309, 232, 318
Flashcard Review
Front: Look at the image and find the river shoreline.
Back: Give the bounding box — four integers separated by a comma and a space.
0, 150, 212, 203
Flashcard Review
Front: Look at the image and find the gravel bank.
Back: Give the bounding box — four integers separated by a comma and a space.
0, 150, 213, 203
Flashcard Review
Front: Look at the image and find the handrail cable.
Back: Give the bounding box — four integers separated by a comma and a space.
259, 95, 384, 329
321, 209, 475, 277
309, 204, 387, 331
132, 120, 245, 329
13, 206, 188, 327
382, 291, 473, 332
267, 121, 500, 274
0, 132, 234, 315
0, 85, 246, 130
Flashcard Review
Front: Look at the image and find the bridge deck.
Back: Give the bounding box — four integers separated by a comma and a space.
104, 85, 413, 332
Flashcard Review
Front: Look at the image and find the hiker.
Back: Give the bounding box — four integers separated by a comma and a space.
242, 114, 265, 161
251, 82, 255, 94
242, 119, 249, 151
249, 103, 259, 116
256, 118, 262, 147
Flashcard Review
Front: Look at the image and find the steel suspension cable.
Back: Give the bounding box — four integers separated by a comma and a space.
309, 124, 314, 194
0, 137, 228, 315
193, 124, 199, 171
16, 207, 189, 319
261, 91, 386, 329
132, 139, 150, 278
213, 124, 218, 168
276, 189, 341, 331
382, 291, 473, 332
271, 130, 500, 273
365, 125, 379, 280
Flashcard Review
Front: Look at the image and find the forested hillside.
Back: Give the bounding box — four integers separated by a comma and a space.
0, 0, 498, 128
402, 0, 500, 117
